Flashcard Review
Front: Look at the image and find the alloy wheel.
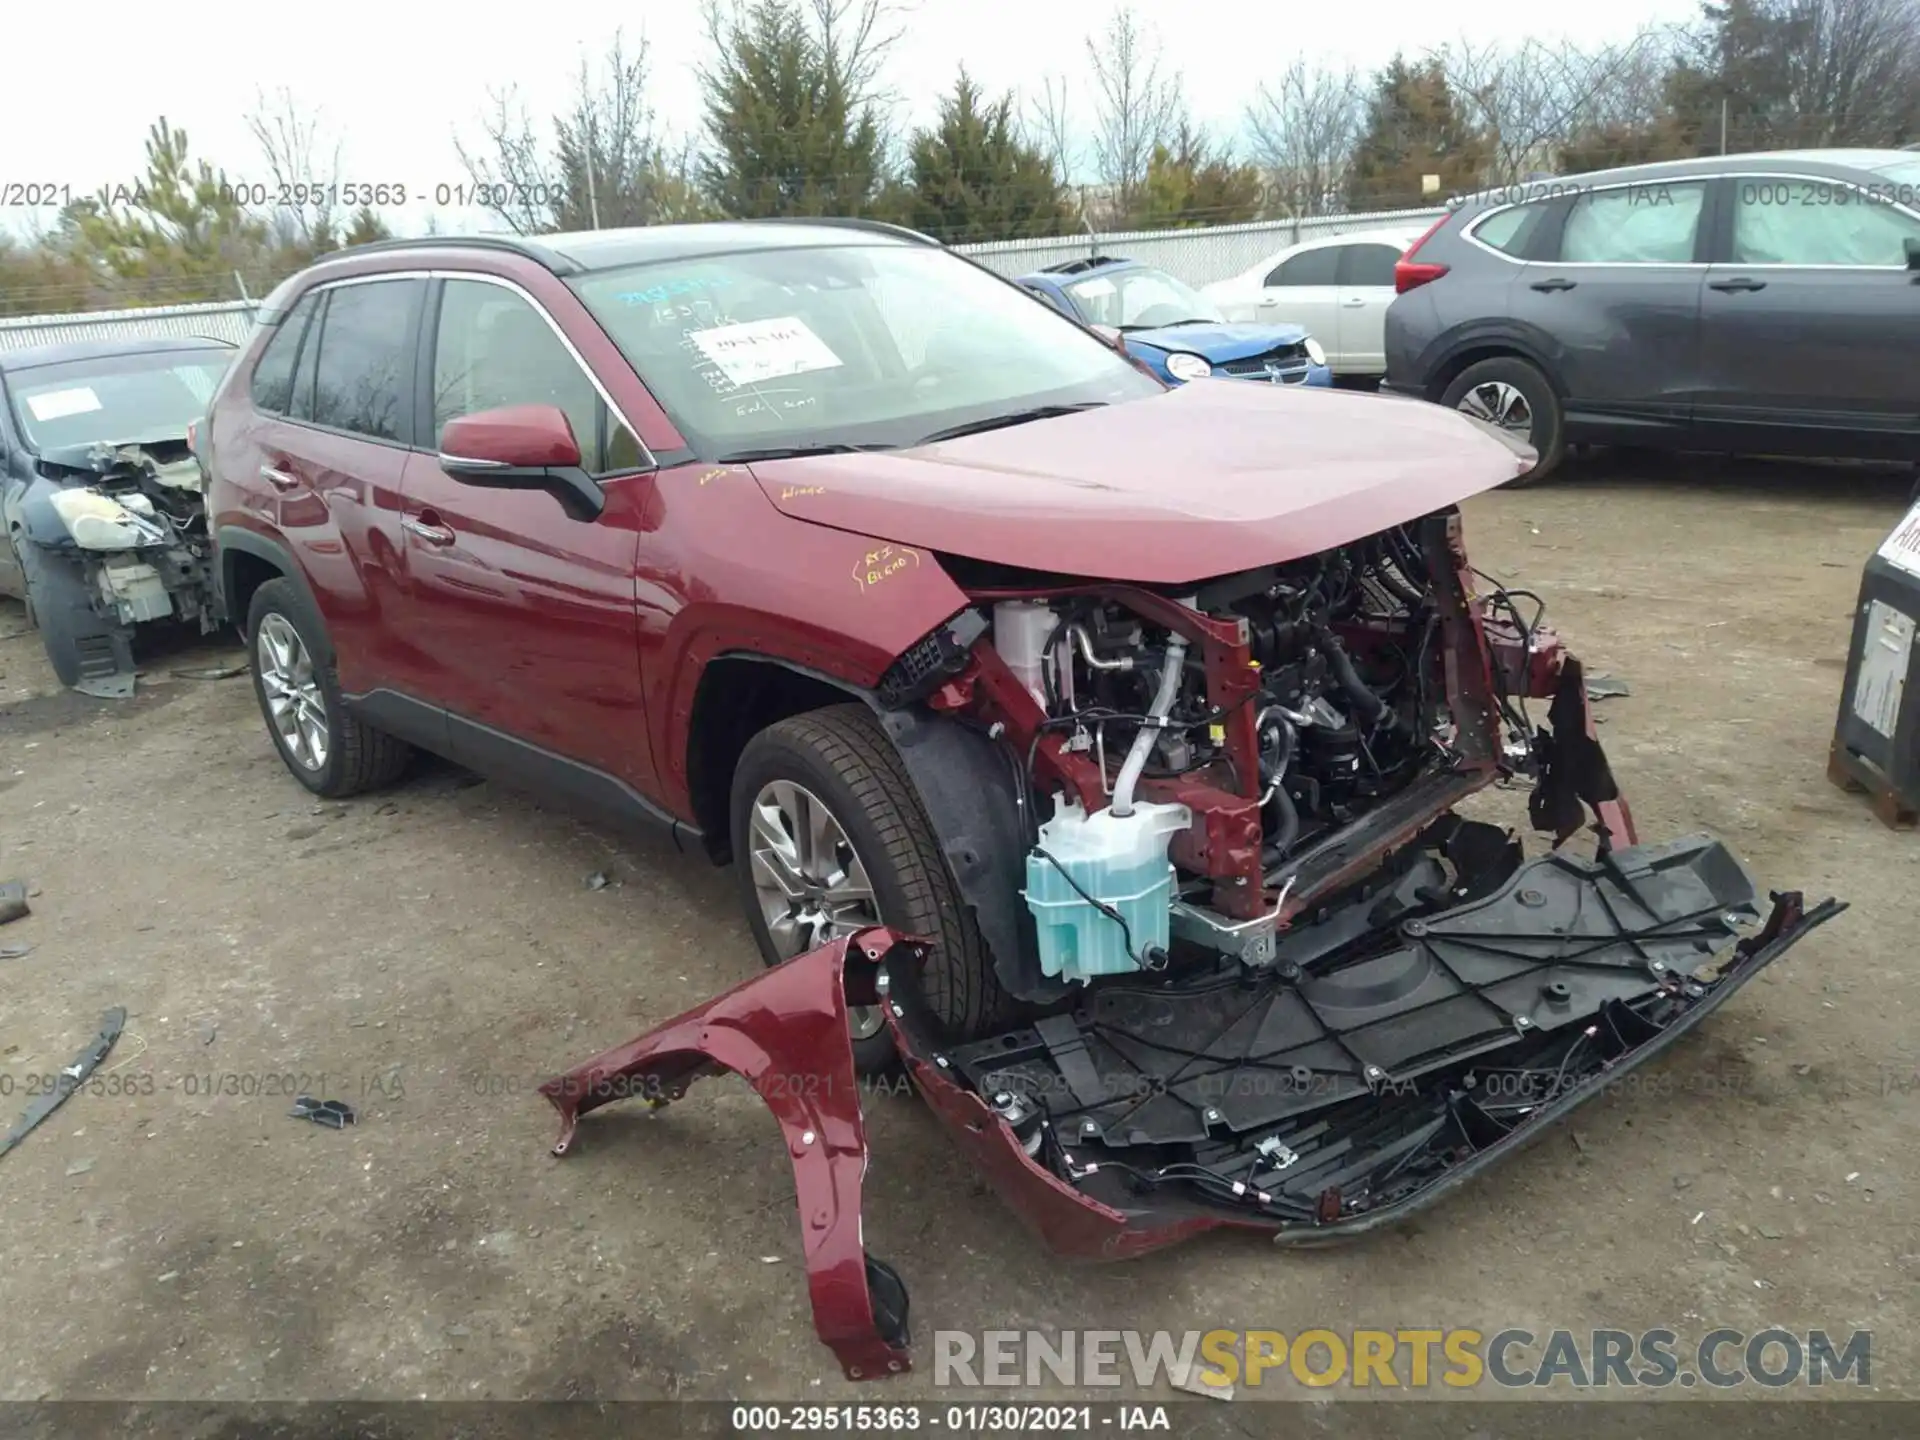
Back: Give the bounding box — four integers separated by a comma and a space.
747, 778, 886, 1040
256, 612, 330, 772
1456, 380, 1533, 436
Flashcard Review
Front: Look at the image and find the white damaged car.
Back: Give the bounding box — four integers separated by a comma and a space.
0, 336, 234, 696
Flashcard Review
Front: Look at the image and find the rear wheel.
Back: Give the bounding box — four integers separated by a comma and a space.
731, 704, 1014, 1075
1442, 357, 1565, 487
246, 577, 413, 798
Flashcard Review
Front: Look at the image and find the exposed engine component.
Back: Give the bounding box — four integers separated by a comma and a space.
984, 523, 1451, 981
17, 439, 224, 696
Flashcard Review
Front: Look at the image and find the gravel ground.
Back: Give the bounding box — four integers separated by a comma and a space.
1, 452, 1916, 1413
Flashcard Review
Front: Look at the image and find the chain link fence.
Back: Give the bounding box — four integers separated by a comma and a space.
0, 202, 1449, 351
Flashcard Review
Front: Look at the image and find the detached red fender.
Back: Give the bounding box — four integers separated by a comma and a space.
537, 933, 913, 1382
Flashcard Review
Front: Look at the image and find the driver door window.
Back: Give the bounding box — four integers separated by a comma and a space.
431, 279, 642, 475
1731, 181, 1920, 265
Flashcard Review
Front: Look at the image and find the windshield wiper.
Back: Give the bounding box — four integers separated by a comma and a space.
713, 442, 897, 463
916, 403, 1107, 446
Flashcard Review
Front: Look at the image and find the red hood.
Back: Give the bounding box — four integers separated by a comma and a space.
748, 382, 1533, 586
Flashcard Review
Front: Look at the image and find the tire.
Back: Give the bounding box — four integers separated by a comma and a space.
246, 577, 412, 798
1441, 357, 1566, 487
730, 703, 1015, 1074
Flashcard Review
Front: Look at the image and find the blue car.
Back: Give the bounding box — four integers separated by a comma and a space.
1016, 256, 1333, 389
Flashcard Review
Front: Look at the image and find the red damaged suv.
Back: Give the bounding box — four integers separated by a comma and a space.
204, 222, 1834, 1358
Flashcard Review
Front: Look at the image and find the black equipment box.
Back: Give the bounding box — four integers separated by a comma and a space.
1829, 499, 1920, 828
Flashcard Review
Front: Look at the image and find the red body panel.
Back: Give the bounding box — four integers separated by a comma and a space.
539, 932, 910, 1382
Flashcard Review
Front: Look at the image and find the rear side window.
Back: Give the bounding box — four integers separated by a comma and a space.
1559, 182, 1707, 264
1471, 201, 1551, 257
309, 278, 426, 443
1265, 247, 1340, 287
249, 292, 320, 414
1337, 243, 1403, 287
1731, 179, 1920, 265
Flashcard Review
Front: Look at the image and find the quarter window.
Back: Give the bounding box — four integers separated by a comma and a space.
1732, 180, 1920, 265
1265, 246, 1341, 287
1559, 182, 1707, 264
309, 278, 425, 442
431, 278, 641, 475
249, 292, 320, 415
1472, 201, 1551, 257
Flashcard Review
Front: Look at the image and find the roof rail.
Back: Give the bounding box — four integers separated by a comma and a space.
322, 233, 583, 275
747, 215, 944, 247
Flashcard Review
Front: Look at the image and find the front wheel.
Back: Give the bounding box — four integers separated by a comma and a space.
730, 704, 1014, 1075
1442, 357, 1565, 487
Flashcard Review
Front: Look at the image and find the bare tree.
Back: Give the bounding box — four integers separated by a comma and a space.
1244, 59, 1363, 218
1782, 0, 1920, 145
1029, 73, 1079, 183
1085, 5, 1185, 221
245, 87, 344, 252
455, 29, 701, 234
1437, 28, 1681, 183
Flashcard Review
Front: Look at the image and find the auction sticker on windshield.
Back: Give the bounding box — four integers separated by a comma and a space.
25, 386, 103, 421
690, 317, 843, 388
1876, 500, 1920, 582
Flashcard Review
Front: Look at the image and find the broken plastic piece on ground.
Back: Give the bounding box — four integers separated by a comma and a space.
0, 944, 34, 960
1, 1007, 126, 1161
539, 930, 913, 1382
171, 663, 249, 680
1585, 672, 1632, 699
74, 671, 137, 699
541, 854, 1840, 1381
289, 1096, 356, 1129
0, 880, 28, 926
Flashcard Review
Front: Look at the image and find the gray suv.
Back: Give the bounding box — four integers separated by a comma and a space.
1382, 149, 1920, 484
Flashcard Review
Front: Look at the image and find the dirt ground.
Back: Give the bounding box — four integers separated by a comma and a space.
2, 452, 1917, 1412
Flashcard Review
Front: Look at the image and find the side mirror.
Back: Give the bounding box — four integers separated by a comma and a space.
1906, 237, 1920, 272
438, 404, 605, 521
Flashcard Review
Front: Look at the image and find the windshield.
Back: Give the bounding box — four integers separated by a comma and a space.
8, 350, 232, 453
1063, 266, 1225, 331
568, 243, 1161, 458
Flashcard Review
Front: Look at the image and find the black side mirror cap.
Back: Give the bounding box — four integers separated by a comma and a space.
1906, 237, 1920, 272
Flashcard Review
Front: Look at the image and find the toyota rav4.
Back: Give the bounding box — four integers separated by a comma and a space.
202, 223, 1836, 1361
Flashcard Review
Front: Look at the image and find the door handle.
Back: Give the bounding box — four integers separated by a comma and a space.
1710, 277, 1767, 292
1341, 297, 1368, 307
259, 464, 299, 492
1530, 277, 1577, 292
401, 512, 456, 546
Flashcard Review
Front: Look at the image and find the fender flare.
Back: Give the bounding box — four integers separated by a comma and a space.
215, 525, 324, 639
1417, 324, 1568, 401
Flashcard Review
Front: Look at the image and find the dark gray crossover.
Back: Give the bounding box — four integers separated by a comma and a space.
1383, 148, 1920, 484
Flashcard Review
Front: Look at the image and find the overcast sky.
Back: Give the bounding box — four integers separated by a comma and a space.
2, 0, 1700, 239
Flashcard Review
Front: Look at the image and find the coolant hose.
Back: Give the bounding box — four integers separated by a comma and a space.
1316, 625, 1393, 729
1257, 709, 1300, 857
1111, 637, 1188, 818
